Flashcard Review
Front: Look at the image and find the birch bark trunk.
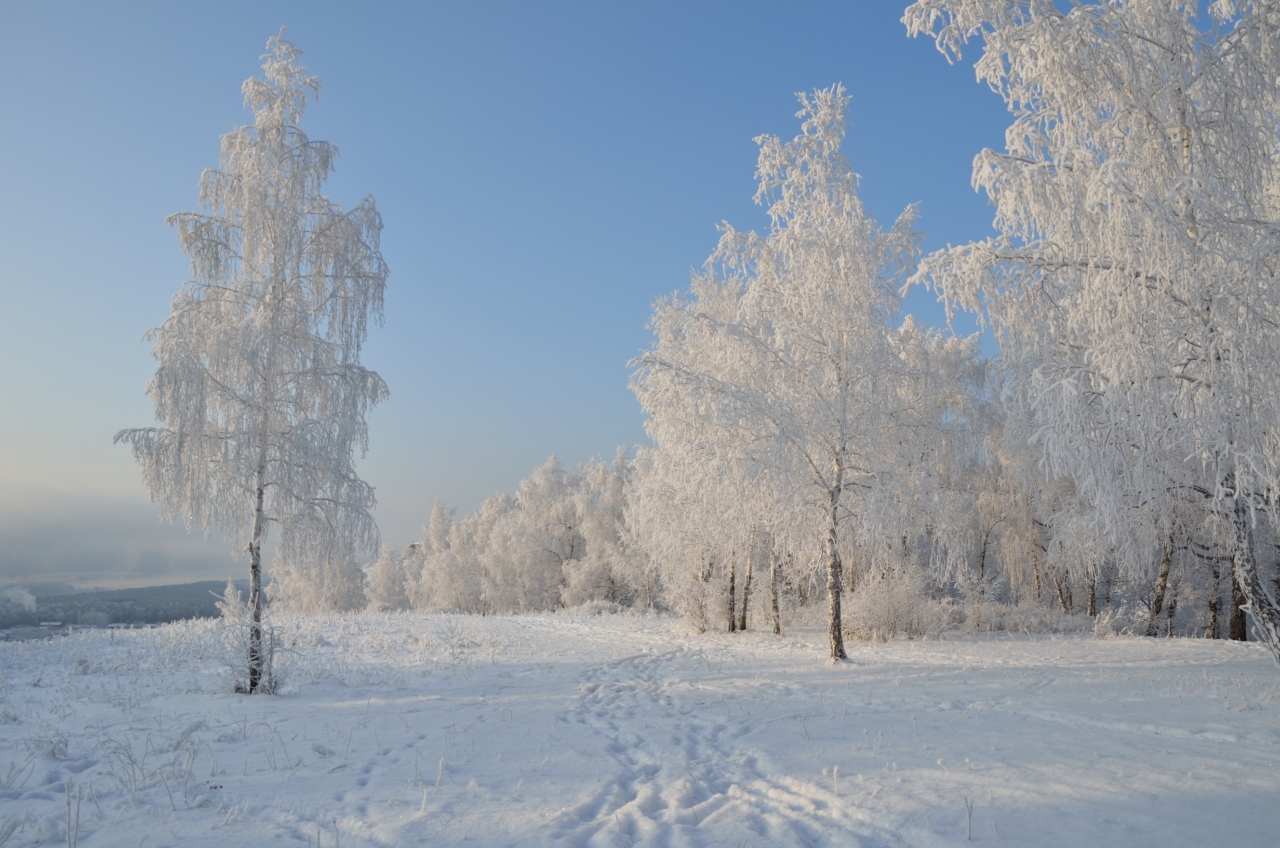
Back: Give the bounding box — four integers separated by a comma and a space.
247, 460, 267, 693
727, 558, 737, 633
1146, 544, 1172, 638
770, 545, 782, 636
826, 481, 847, 661
1231, 499, 1280, 665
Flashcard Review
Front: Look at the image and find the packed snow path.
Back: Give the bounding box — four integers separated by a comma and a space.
1, 611, 1277, 847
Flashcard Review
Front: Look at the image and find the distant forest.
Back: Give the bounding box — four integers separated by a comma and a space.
0, 581, 249, 630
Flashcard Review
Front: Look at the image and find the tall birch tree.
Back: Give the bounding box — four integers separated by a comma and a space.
116, 34, 388, 691
906, 0, 1280, 663
633, 86, 919, 660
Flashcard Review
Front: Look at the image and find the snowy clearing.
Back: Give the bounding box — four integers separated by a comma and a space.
1, 611, 1277, 847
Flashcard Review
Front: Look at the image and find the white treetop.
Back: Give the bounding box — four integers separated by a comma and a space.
906, 0, 1280, 661
117, 34, 388, 685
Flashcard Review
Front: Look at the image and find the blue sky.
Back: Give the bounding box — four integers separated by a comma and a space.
0, 1, 1009, 588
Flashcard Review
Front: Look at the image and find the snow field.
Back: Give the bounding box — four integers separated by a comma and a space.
0, 611, 1278, 847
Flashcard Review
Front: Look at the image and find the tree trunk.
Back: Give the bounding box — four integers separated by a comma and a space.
1230, 566, 1248, 641
1207, 560, 1222, 639
1087, 577, 1097, 618
1100, 560, 1114, 610
1230, 523, 1248, 640
826, 495, 847, 661
1273, 542, 1280, 617
738, 544, 753, 632
1145, 544, 1172, 638
1032, 545, 1043, 605
694, 554, 712, 633
771, 546, 782, 636
246, 469, 267, 693
1230, 496, 1280, 664
727, 557, 737, 633
977, 532, 989, 590
975, 531, 988, 629
1052, 569, 1073, 615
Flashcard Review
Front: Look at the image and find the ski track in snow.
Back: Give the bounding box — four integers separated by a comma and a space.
0, 612, 1278, 847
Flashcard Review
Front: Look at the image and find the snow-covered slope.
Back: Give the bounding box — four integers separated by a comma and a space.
1, 611, 1276, 846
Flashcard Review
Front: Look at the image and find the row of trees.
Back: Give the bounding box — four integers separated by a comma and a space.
364, 454, 638, 615
366, 1, 1280, 667
356, 406, 1278, 649
121, 4, 1280, 687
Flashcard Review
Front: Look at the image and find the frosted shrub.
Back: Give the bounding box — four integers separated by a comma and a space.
215, 582, 282, 694
846, 568, 952, 641
557, 600, 644, 618
958, 569, 1012, 635
1093, 603, 1144, 639
660, 556, 727, 634
982, 604, 1092, 636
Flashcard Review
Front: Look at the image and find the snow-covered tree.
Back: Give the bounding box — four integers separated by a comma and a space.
407, 500, 483, 612
507, 458, 583, 610
406, 454, 639, 614
628, 434, 767, 632
564, 449, 635, 606
365, 546, 411, 611
634, 86, 920, 660
868, 319, 986, 579
906, 0, 1280, 663
115, 34, 388, 690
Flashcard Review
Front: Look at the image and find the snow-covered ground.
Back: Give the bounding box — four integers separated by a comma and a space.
1, 610, 1277, 847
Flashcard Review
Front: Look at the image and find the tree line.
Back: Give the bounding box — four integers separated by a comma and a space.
119, 4, 1280, 689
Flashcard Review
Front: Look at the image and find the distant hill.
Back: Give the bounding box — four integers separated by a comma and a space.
0, 580, 250, 629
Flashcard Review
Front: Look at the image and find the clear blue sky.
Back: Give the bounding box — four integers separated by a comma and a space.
0, 1, 1009, 588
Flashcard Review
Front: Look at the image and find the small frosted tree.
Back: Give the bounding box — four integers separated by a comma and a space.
366, 547, 410, 611
116, 33, 388, 691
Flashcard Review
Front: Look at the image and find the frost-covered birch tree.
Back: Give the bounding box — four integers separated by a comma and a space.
906, 0, 1280, 663
633, 86, 919, 660
115, 34, 388, 691
566, 450, 636, 606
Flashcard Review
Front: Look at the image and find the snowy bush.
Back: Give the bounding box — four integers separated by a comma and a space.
1093, 603, 1145, 639
845, 568, 953, 641
214, 582, 283, 694
979, 605, 1093, 637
